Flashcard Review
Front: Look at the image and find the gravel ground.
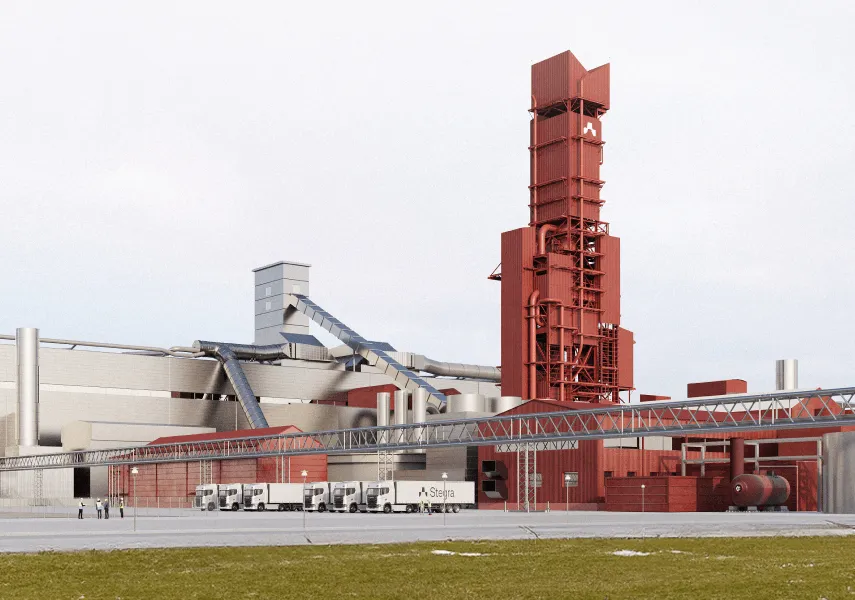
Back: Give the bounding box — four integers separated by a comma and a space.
1, 508, 854, 553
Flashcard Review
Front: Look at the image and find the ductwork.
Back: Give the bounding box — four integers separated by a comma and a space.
412, 356, 501, 382
192, 340, 291, 429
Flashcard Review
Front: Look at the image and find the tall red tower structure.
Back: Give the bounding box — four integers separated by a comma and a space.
494, 50, 634, 403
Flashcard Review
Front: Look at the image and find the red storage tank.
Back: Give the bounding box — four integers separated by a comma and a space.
731, 474, 790, 507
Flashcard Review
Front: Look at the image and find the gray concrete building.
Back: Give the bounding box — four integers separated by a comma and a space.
0, 261, 504, 500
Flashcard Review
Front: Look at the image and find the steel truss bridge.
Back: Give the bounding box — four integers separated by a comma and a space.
2, 387, 854, 472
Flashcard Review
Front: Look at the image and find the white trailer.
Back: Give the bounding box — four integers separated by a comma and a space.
303, 482, 332, 512
243, 483, 303, 511
365, 481, 475, 514
218, 483, 246, 511
194, 484, 219, 511
331, 481, 373, 513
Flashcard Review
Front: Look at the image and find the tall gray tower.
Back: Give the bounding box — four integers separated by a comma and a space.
253, 261, 311, 345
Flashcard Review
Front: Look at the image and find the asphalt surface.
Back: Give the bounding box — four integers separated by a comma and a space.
1, 508, 854, 553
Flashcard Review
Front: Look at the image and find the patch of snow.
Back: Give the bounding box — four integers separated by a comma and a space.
431, 550, 456, 555
612, 550, 651, 557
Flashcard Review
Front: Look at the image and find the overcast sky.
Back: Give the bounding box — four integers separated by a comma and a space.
1, 1, 853, 399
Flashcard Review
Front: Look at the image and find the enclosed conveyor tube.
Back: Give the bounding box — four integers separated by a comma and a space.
192, 340, 290, 429
413, 356, 501, 382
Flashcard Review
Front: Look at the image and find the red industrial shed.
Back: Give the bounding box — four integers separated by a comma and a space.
110, 426, 327, 506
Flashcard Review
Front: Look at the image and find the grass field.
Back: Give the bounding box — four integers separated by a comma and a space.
1, 536, 854, 599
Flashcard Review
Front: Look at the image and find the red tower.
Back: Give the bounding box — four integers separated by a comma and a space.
494, 50, 634, 403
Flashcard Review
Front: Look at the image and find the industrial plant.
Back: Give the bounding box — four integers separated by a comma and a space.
2, 49, 855, 515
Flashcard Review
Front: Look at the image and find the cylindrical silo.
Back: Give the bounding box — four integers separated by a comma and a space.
16, 327, 39, 447
412, 388, 427, 444
377, 392, 390, 445
489, 396, 524, 414
447, 393, 486, 413
775, 359, 798, 391
393, 390, 409, 445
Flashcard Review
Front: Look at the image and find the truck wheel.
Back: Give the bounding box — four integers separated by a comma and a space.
277, 504, 285, 512
232, 503, 239, 512
318, 503, 326, 513
207, 502, 215, 512
405, 505, 413, 513
257, 503, 265, 512
383, 504, 392, 514
349, 504, 358, 513
452, 504, 461, 513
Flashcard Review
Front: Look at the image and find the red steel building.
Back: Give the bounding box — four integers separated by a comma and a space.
495, 49, 633, 404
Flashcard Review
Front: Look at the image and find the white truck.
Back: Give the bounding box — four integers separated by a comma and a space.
331, 481, 373, 513
243, 483, 304, 512
303, 482, 332, 512
194, 483, 219, 511
365, 480, 475, 514
218, 483, 246, 511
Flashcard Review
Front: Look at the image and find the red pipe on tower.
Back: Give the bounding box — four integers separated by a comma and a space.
730, 437, 745, 480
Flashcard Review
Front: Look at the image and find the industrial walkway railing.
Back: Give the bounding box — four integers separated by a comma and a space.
1, 387, 854, 471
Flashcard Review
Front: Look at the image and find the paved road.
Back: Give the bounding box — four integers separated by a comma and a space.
1, 509, 854, 553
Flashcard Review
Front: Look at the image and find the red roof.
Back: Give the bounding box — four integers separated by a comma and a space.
496, 399, 603, 416
148, 425, 301, 446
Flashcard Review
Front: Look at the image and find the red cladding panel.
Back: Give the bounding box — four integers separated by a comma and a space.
618, 327, 634, 390
600, 235, 621, 324
687, 380, 748, 398
531, 51, 586, 107
347, 384, 399, 409
582, 64, 610, 109
501, 227, 536, 397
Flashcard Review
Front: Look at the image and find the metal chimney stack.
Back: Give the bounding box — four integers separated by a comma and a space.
775, 359, 798, 391
376, 392, 390, 445
16, 327, 39, 447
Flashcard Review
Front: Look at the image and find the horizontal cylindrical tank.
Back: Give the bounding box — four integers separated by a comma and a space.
447, 394, 486, 413
731, 474, 791, 507
489, 396, 524, 414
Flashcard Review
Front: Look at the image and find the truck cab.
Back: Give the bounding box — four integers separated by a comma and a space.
303, 482, 330, 512
243, 483, 267, 511
218, 483, 244, 511
332, 481, 368, 513
365, 483, 394, 513
194, 484, 218, 511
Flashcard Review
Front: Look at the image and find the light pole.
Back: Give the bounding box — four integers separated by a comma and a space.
564, 473, 571, 513
641, 484, 646, 514
131, 467, 139, 532
441, 472, 448, 527
301, 470, 308, 533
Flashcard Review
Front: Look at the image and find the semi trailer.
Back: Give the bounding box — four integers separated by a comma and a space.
194, 484, 219, 511
365, 481, 475, 513
243, 483, 304, 511
218, 483, 246, 511
332, 481, 373, 513
303, 482, 332, 512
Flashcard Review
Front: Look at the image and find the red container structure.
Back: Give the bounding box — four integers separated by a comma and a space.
687, 379, 748, 398
495, 49, 633, 404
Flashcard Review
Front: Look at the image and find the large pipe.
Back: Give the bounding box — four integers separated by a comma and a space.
193, 340, 289, 429
412, 388, 427, 445
776, 359, 798, 391
413, 356, 500, 382
16, 328, 39, 447
528, 290, 540, 399
393, 391, 408, 426
730, 437, 745, 481
377, 392, 390, 446
537, 224, 558, 255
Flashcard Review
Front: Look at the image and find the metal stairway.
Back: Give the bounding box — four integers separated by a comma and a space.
285, 294, 447, 411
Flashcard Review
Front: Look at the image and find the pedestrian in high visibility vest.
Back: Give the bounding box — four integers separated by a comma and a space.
96, 498, 103, 519
78, 500, 85, 519
119, 499, 124, 519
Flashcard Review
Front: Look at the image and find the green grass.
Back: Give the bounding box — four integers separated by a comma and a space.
2, 537, 855, 599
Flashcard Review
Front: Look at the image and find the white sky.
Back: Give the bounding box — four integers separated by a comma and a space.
1, 1, 853, 399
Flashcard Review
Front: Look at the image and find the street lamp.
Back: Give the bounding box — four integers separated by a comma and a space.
301, 470, 308, 532
640, 484, 646, 514
441, 472, 448, 527
131, 467, 139, 532
564, 473, 572, 513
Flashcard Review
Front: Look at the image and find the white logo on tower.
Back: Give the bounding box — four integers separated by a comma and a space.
583, 122, 597, 137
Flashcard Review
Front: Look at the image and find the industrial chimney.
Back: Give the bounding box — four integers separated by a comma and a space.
775, 359, 798, 391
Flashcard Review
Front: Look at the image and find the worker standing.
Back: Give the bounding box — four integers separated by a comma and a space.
119, 499, 124, 519
104, 499, 110, 520
418, 491, 425, 514
78, 499, 85, 519
96, 498, 103, 519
